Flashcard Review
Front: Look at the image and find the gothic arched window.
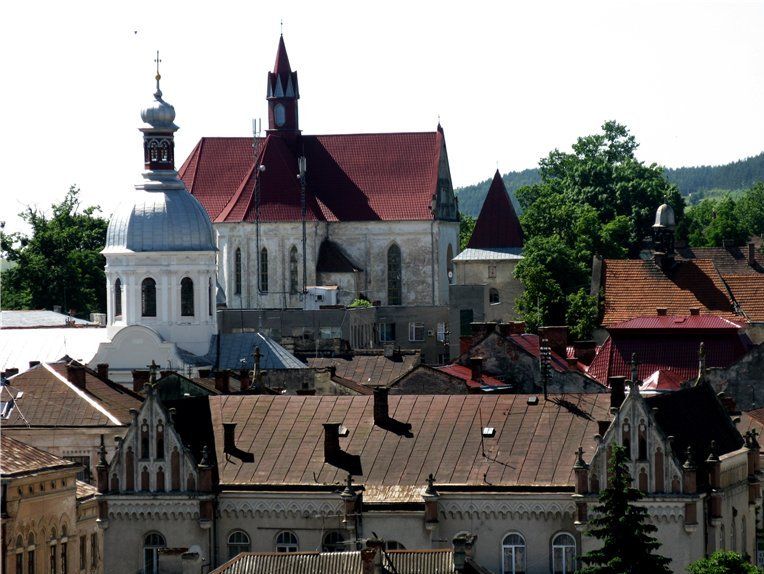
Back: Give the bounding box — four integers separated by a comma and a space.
387, 244, 402, 305
181, 277, 194, 317
259, 248, 269, 293
114, 278, 122, 318
234, 248, 242, 295
227, 531, 250, 560
489, 288, 500, 304
289, 246, 298, 294
141, 278, 157, 317
551, 533, 576, 574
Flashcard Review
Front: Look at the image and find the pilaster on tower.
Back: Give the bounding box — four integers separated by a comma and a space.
267, 35, 300, 133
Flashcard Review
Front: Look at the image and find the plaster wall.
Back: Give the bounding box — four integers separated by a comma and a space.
454, 259, 524, 322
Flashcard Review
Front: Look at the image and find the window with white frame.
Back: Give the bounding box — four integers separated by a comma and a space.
408, 322, 424, 342
501, 532, 525, 574
552, 532, 576, 573
436, 322, 446, 342
378, 323, 396, 343
275, 531, 298, 553
227, 530, 250, 560
488, 264, 497, 279
143, 532, 165, 574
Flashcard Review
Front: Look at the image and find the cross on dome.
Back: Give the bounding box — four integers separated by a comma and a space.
154, 50, 162, 97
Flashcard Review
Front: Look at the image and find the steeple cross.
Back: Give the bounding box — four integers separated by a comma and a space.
154, 50, 162, 79
280, 19, 283, 35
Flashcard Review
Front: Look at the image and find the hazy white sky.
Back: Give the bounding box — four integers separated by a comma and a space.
2, 0, 763, 232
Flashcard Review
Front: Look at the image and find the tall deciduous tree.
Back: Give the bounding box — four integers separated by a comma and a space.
514, 121, 682, 333
736, 182, 764, 239
0, 186, 108, 317
687, 551, 762, 574
579, 443, 672, 574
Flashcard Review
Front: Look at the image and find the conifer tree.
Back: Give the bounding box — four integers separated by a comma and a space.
578, 443, 672, 574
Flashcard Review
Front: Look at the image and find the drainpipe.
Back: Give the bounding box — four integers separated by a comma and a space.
431, 220, 436, 305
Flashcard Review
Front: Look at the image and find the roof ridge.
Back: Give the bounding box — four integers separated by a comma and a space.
42, 362, 121, 425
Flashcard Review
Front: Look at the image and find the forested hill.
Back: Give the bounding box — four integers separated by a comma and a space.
455, 152, 764, 217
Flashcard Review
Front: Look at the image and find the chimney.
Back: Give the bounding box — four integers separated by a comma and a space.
373, 388, 389, 425
323, 423, 341, 461
572, 341, 596, 366
214, 371, 230, 394
131, 370, 150, 393
239, 369, 251, 391
656, 307, 668, 316
452, 534, 468, 573
538, 326, 568, 359
469, 356, 483, 381
198, 369, 211, 379
4, 368, 19, 378
66, 363, 86, 389
608, 376, 626, 409
689, 307, 700, 316
96, 363, 109, 380
223, 423, 238, 455
28, 361, 40, 369
362, 539, 384, 574
749, 242, 757, 266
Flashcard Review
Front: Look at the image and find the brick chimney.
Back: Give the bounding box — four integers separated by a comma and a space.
96, 363, 109, 380
214, 371, 230, 394
361, 539, 384, 574
538, 326, 568, 359
28, 361, 40, 369
323, 423, 341, 461
572, 341, 596, 366
749, 242, 757, 266
66, 363, 86, 389
469, 357, 483, 381
223, 423, 237, 454
608, 376, 626, 409
132, 370, 150, 393
373, 388, 389, 425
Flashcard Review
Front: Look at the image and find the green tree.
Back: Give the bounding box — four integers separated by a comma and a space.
685, 196, 749, 247
566, 289, 599, 341
687, 551, 762, 574
514, 121, 682, 337
578, 443, 672, 574
0, 186, 108, 317
459, 213, 476, 251
736, 182, 764, 238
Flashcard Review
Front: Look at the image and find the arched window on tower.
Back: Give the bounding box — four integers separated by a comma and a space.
387, 244, 402, 305
289, 246, 298, 294
234, 248, 242, 295
259, 248, 269, 293
181, 277, 194, 317
141, 278, 157, 317
114, 278, 122, 318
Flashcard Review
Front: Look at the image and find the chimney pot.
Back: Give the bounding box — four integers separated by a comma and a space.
29, 361, 40, 369
749, 243, 756, 266
469, 357, 483, 381
5, 368, 19, 377
572, 340, 597, 366
656, 307, 668, 316
608, 376, 626, 409
66, 363, 86, 389
223, 423, 237, 454
131, 370, 150, 393
323, 422, 341, 461
373, 388, 389, 425
96, 363, 109, 380
214, 371, 230, 394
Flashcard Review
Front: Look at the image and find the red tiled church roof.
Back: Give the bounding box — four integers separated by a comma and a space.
179, 130, 445, 223
601, 259, 738, 327
466, 170, 523, 249
724, 275, 764, 322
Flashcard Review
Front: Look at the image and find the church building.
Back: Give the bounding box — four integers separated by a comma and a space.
179, 36, 460, 310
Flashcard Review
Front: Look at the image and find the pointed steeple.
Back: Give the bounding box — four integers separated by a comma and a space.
466, 170, 524, 250
267, 35, 300, 133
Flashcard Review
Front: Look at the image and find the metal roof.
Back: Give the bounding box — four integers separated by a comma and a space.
0, 435, 78, 477
452, 247, 523, 261
209, 332, 306, 371
0, 327, 108, 374
0, 310, 97, 328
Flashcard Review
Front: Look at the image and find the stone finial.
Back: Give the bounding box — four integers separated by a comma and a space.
629, 353, 640, 392
424, 473, 438, 496
97, 434, 108, 467
683, 445, 696, 470
199, 444, 211, 468
695, 342, 707, 387
573, 446, 589, 470
707, 440, 719, 463
341, 474, 356, 498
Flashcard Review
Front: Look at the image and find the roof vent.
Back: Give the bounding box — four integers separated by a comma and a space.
689, 307, 700, 316
656, 307, 668, 316
481, 427, 496, 438
527, 396, 539, 405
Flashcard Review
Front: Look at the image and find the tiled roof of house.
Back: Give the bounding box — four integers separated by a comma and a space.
306, 353, 420, 387
179, 130, 445, 223
609, 315, 743, 331
678, 246, 764, 276
0, 435, 77, 477
466, 170, 524, 249
76, 480, 98, 501
724, 276, 764, 322
210, 393, 612, 493
601, 259, 738, 327
435, 364, 508, 390
586, 331, 751, 386
212, 549, 461, 574
1, 361, 143, 427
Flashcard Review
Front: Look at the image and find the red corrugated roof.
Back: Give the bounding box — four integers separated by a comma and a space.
178, 131, 444, 223
435, 364, 506, 389
610, 315, 743, 331
641, 370, 686, 391
586, 332, 751, 385
601, 259, 739, 327
467, 170, 523, 249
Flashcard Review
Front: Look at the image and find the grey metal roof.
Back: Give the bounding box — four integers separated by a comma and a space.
0, 310, 97, 328
212, 549, 457, 574
208, 332, 306, 371
453, 247, 524, 261
105, 188, 215, 252
0, 327, 108, 374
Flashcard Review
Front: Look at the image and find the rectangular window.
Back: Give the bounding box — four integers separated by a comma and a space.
28, 549, 35, 574
67, 456, 91, 483
378, 323, 396, 343
50, 545, 57, 574
61, 541, 67, 574
90, 535, 97, 568
408, 322, 424, 342
436, 322, 446, 343
79, 537, 86, 571
487, 264, 497, 279
15, 552, 23, 574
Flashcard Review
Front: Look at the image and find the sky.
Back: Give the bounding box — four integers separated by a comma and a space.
2, 0, 763, 233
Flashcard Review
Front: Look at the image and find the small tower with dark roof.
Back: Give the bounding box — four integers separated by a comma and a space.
267, 35, 300, 134
467, 170, 524, 250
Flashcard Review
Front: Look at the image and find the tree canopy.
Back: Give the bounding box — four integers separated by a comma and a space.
683, 182, 764, 247
579, 443, 672, 574
0, 186, 108, 317
687, 551, 762, 574
514, 121, 682, 333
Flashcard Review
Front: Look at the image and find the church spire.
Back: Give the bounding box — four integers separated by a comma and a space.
467, 170, 524, 250
140, 51, 178, 172
267, 35, 300, 133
